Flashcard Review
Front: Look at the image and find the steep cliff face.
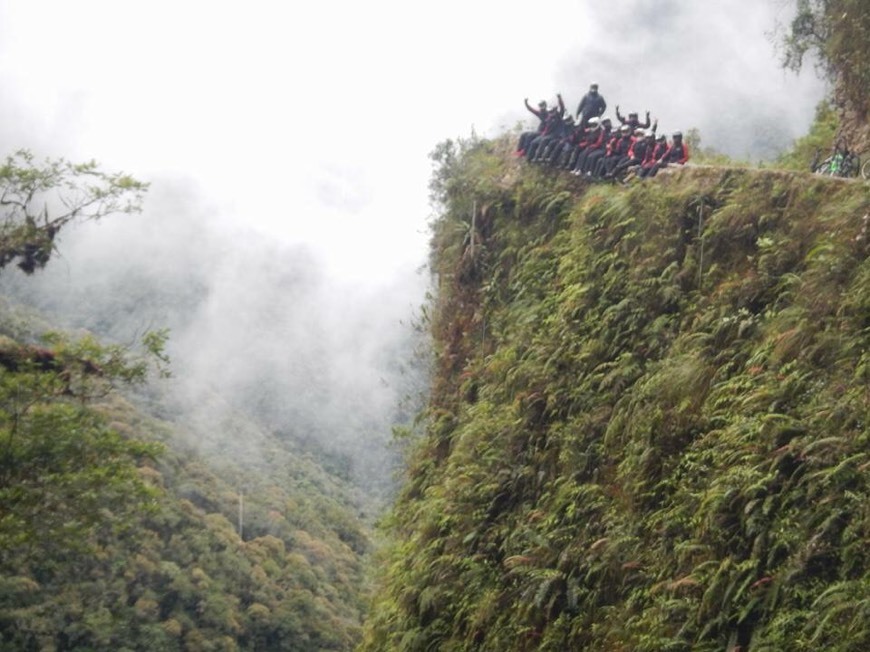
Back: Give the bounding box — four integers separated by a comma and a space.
361, 137, 870, 651
835, 82, 870, 154
786, 0, 870, 153
829, 2, 870, 152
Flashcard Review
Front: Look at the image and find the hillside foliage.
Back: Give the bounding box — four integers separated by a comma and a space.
0, 303, 373, 650
0, 246, 375, 649
361, 137, 870, 651
776, 101, 840, 172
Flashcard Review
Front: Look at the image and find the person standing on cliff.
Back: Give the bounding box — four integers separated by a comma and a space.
575, 83, 607, 128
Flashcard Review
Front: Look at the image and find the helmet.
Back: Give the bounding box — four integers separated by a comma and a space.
601, 117, 612, 126
657, 134, 667, 142
673, 131, 683, 138
587, 117, 600, 127
620, 124, 631, 133
634, 128, 646, 137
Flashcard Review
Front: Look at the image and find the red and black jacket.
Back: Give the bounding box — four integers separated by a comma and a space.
661, 141, 689, 165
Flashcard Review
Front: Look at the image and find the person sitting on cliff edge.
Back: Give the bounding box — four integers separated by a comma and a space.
517, 98, 550, 156
616, 105, 652, 132
640, 131, 689, 178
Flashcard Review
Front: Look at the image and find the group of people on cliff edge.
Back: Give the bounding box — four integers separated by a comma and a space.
516, 83, 689, 182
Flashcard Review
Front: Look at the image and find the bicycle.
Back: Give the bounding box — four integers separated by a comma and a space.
811, 146, 861, 178
862, 156, 870, 180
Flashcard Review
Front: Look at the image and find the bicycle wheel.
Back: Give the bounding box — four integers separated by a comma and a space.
863, 157, 870, 180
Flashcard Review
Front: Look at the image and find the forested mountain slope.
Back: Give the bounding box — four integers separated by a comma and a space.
0, 299, 372, 651
361, 136, 870, 651
0, 149, 421, 651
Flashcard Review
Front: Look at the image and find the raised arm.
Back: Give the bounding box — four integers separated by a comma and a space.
524, 98, 545, 120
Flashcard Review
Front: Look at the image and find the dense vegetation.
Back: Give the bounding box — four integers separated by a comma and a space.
0, 152, 376, 650
3, 4, 867, 646
361, 136, 870, 650
0, 300, 373, 651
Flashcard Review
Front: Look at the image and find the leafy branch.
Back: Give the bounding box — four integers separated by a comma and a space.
0, 149, 148, 274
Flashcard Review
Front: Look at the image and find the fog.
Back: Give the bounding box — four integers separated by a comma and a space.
0, 181, 428, 494
0, 0, 826, 492
549, 0, 825, 159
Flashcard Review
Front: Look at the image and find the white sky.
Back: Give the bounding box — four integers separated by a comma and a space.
0, 0, 825, 285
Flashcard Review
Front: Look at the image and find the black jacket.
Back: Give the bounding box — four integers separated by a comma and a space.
576, 91, 606, 120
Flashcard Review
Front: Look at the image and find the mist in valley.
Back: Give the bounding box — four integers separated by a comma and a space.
0, 179, 429, 499
0, 0, 828, 502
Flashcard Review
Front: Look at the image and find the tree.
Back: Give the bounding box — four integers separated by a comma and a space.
780, 0, 831, 74
0, 147, 164, 593
779, 0, 870, 144
683, 128, 734, 166
0, 149, 148, 274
